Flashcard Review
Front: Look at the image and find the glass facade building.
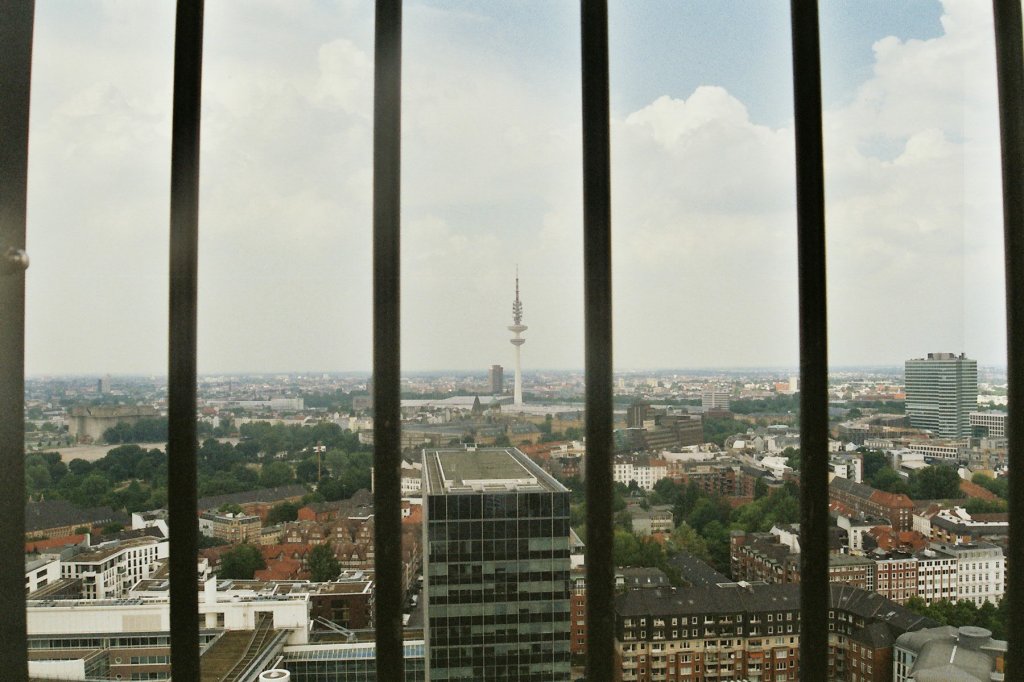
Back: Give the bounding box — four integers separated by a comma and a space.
281, 641, 426, 681
905, 353, 979, 439
422, 448, 572, 681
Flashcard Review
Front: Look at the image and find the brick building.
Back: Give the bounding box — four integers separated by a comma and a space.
613, 583, 935, 682
829, 477, 915, 532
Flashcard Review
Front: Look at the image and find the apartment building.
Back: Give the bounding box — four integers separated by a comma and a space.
873, 554, 918, 605
59, 537, 169, 600
614, 583, 936, 682
928, 509, 1009, 546
198, 511, 263, 544
942, 542, 1005, 606
614, 456, 670, 491
829, 477, 915, 532
912, 547, 958, 605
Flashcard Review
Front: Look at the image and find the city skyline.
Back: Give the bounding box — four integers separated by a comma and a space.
23, 0, 1008, 375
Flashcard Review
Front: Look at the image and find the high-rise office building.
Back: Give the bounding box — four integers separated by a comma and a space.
489, 365, 504, 395
701, 389, 730, 410
904, 352, 978, 439
422, 447, 571, 681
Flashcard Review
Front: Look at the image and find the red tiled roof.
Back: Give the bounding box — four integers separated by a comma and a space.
25, 534, 87, 553
959, 479, 999, 501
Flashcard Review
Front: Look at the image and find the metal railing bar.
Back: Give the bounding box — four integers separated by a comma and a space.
581, 1, 614, 680
372, 0, 404, 678
0, 3, 35, 680
168, 1, 204, 678
789, 1, 829, 678
992, 0, 1023, 675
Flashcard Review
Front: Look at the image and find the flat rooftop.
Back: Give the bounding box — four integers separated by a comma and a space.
424, 447, 566, 495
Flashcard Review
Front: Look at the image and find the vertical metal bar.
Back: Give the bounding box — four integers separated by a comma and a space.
789, 1, 829, 678
992, 0, 1023, 675
168, 1, 203, 678
372, 0, 404, 678
0, 3, 34, 680
581, 1, 614, 680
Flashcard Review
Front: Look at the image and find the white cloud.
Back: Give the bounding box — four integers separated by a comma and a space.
22, 0, 1007, 374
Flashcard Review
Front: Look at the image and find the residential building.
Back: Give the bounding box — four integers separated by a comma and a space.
827, 554, 876, 591
873, 553, 919, 604
570, 567, 587, 659
940, 542, 1005, 606
198, 511, 263, 544
904, 353, 978, 439
837, 513, 889, 555
196, 484, 309, 519
913, 547, 958, 605
25, 556, 61, 595
422, 447, 571, 680
614, 583, 936, 682
60, 537, 168, 599
613, 455, 669, 491
25, 500, 126, 540
928, 508, 1009, 546
829, 453, 863, 483
829, 477, 915, 532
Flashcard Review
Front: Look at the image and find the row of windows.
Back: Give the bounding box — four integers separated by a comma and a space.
428, 493, 569, 520
429, 521, 572, 543
428, 613, 570, 630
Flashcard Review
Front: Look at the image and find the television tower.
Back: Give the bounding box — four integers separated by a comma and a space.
508, 269, 527, 406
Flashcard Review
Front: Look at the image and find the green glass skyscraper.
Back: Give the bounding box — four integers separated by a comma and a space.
422, 447, 571, 681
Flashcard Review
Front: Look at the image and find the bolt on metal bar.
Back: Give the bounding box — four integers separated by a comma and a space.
992, 0, 1023, 675
0, 3, 35, 680
789, 1, 829, 678
372, 0, 404, 678
581, 1, 615, 680
168, 1, 204, 678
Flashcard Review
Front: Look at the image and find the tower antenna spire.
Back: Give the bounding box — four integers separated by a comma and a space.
508, 268, 527, 406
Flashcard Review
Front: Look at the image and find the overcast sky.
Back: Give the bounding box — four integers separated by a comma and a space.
23, 0, 1008, 375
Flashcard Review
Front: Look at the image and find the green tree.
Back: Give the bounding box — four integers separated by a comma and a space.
861, 450, 889, 482
266, 502, 300, 526
295, 458, 320, 484
259, 461, 295, 488
703, 417, 751, 447
308, 543, 342, 582
75, 473, 113, 506
687, 496, 731, 533
972, 473, 1009, 500
753, 477, 769, 500
965, 498, 1007, 514
871, 467, 910, 495
782, 447, 801, 470
909, 465, 962, 500
68, 458, 92, 476
219, 544, 266, 579
669, 522, 710, 562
